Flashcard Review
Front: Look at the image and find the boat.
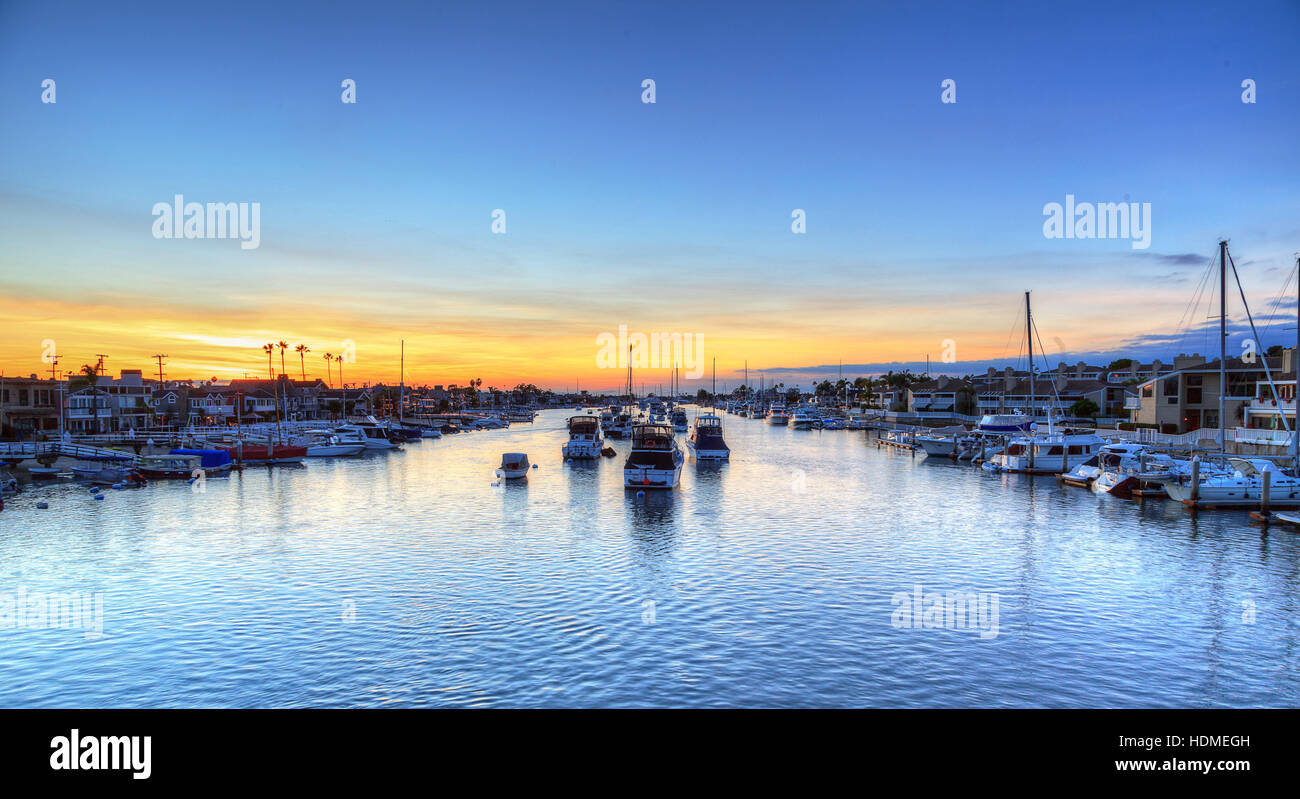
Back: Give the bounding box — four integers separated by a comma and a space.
1088, 444, 1194, 497
767, 405, 790, 426
1164, 457, 1300, 506
982, 429, 1105, 474
298, 430, 366, 457
790, 407, 817, 430
914, 425, 972, 458
71, 461, 148, 486
336, 423, 398, 450
624, 423, 685, 489
671, 408, 689, 432
686, 414, 730, 460
562, 414, 604, 460
214, 442, 307, 465
138, 453, 205, 479
498, 452, 531, 479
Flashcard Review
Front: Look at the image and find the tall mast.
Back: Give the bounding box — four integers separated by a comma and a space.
399, 339, 405, 423
1219, 239, 1227, 456
1026, 292, 1034, 419
1294, 255, 1298, 471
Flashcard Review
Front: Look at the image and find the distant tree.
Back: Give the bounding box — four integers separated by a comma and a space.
1070, 398, 1100, 418
1107, 358, 1134, 371
1267, 345, 1285, 358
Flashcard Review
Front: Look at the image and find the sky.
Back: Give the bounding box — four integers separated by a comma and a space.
1, 0, 1298, 392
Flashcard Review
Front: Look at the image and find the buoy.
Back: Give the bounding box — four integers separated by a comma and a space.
532, 464, 538, 469
636, 491, 645, 499
88, 486, 99, 493
36, 502, 49, 509
112, 484, 124, 490
94, 494, 104, 500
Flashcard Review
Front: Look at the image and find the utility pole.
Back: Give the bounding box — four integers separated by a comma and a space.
153, 354, 167, 388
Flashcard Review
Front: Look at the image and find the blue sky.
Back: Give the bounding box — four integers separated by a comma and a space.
1, 0, 1297, 389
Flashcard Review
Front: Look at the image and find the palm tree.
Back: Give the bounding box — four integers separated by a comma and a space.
295, 344, 310, 381
277, 341, 288, 379
262, 343, 275, 378
323, 352, 333, 388
336, 354, 344, 389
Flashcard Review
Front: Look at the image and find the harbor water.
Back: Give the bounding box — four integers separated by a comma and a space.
1, 409, 1298, 707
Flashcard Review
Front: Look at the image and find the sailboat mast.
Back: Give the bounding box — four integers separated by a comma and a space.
399, 339, 404, 424
1220, 240, 1227, 456
1026, 291, 1034, 418
1294, 256, 1298, 471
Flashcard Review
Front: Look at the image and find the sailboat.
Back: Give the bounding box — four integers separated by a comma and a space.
983, 292, 1104, 473
1165, 245, 1300, 506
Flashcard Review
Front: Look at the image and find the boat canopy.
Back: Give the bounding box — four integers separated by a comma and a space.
632, 424, 674, 449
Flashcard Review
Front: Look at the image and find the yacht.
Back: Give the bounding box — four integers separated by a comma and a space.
982, 429, 1105, 474
671, 408, 689, 432
686, 414, 730, 460
624, 423, 685, 489
562, 414, 604, 460
790, 407, 817, 430
767, 405, 790, 426
1164, 457, 1300, 505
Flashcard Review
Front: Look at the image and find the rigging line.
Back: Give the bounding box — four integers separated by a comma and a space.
1173, 251, 1217, 339
1173, 252, 1217, 356
1228, 249, 1289, 434
1256, 262, 1298, 342
1030, 316, 1065, 408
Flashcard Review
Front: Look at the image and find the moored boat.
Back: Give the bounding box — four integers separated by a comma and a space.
562, 414, 604, 460
686, 414, 730, 460
624, 423, 684, 489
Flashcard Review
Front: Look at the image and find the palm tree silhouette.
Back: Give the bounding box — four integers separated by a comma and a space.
277, 341, 288, 379
295, 344, 310, 380
323, 352, 333, 388
262, 343, 275, 378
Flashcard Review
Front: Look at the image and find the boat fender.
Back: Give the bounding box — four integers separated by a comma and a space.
89, 486, 99, 493
636, 491, 645, 500
532, 464, 538, 469
112, 484, 124, 490
94, 494, 105, 500
36, 502, 49, 509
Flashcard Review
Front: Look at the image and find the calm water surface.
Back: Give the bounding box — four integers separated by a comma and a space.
2, 409, 1299, 707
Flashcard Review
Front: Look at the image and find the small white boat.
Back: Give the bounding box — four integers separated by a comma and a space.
767, 405, 790, 426
498, 452, 531, 479
300, 430, 367, 457
336, 423, 397, 451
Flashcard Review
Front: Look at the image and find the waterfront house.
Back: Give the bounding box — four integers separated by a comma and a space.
1129, 351, 1285, 434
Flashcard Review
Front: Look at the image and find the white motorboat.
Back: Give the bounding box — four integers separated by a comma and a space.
336, 423, 397, 451
982, 430, 1106, 474
498, 452, 531, 479
624, 423, 684, 489
562, 414, 604, 460
767, 405, 790, 425
790, 408, 817, 430
300, 430, 367, 457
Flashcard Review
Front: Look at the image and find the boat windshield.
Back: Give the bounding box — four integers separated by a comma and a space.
632, 425, 673, 449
